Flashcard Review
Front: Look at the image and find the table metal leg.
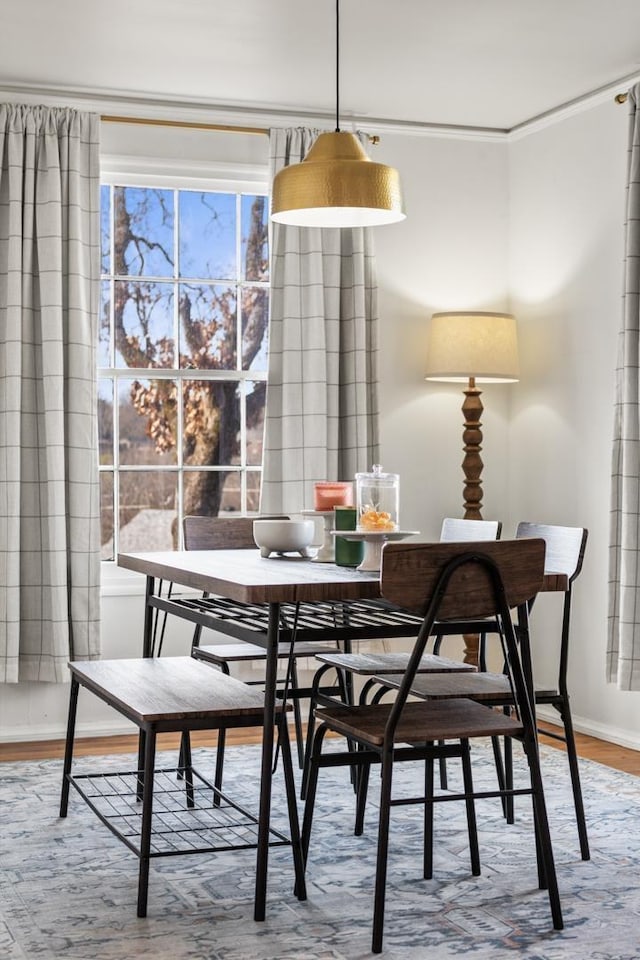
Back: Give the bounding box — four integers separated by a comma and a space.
254, 601, 280, 921
142, 575, 156, 658
59, 676, 79, 817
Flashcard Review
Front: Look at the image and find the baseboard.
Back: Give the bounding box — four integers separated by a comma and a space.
535, 706, 640, 752
0, 718, 138, 743
4, 704, 640, 752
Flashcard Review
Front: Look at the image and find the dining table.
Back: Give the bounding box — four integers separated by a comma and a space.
117, 545, 568, 921
117, 547, 428, 921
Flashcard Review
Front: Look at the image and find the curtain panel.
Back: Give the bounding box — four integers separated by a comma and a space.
608, 82, 640, 690
0, 104, 102, 682
261, 127, 380, 515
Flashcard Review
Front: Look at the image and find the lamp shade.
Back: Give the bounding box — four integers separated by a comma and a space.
271, 131, 405, 228
425, 312, 519, 383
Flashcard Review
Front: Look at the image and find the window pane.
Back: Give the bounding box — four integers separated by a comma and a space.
221, 472, 241, 513
114, 281, 174, 368
119, 379, 177, 465
100, 472, 114, 561
246, 380, 266, 466
100, 185, 111, 274
98, 379, 114, 465
99, 281, 112, 367
246, 471, 262, 513
114, 186, 174, 277
99, 180, 269, 561
119, 471, 177, 552
242, 195, 268, 281
179, 191, 236, 280
179, 284, 236, 369
183, 469, 230, 518
182, 380, 240, 467
242, 286, 269, 371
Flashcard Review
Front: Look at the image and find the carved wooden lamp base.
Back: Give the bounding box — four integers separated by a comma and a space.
462, 377, 483, 521
424, 311, 520, 666
462, 376, 483, 663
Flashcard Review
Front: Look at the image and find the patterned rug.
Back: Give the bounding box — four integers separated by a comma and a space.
1, 739, 639, 960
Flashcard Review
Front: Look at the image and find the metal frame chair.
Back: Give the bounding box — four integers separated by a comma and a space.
301, 518, 501, 796
371, 522, 590, 861
300, 538, 562, 954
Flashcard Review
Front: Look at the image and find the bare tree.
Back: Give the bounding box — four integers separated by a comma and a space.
111, 188, 268, 526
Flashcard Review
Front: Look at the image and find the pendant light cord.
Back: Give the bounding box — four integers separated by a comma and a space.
335, 0, 341, 132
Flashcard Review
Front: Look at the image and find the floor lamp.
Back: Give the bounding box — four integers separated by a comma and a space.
425, 311, 519, 519
425, 311, 519, 662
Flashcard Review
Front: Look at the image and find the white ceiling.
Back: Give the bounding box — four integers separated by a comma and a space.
2, 0, 640, 131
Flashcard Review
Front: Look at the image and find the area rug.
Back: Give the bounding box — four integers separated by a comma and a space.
0, 740, 639, 960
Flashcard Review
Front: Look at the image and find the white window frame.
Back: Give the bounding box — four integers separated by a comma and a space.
99, 155, 269, 594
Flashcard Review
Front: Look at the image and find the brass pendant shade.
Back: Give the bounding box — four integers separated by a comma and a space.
271, 131, 405, 228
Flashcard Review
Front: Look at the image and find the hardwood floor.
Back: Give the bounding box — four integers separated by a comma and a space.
537, 722, 640, 776
1, 721, 639, 776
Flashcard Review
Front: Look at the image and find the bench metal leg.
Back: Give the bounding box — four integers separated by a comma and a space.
179, 730, 195, 808
137, 727, 157, 918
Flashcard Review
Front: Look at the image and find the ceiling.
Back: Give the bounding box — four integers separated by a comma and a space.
2, 0, 640, 131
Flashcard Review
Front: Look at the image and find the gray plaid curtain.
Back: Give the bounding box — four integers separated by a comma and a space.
261, 127, 380, 514
0, 104, 101, 682
608, 82, 640, 690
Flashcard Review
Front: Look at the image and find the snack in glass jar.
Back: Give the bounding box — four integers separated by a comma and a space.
356, 465, 399, 532
359, 507, 396, 532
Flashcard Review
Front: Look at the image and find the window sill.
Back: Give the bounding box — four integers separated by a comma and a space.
100, 562, 200, 598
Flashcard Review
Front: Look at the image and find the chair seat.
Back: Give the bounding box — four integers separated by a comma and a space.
316, 698, 524, 747
313, 651, 475, 675
378, 671, 559, 705
194, 641, 339, 665
376, 670, 512, 701
69, 657, 285, 727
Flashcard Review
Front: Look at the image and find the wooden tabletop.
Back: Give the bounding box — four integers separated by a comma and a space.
118, 548, 568, 605
118, 549, 382, 604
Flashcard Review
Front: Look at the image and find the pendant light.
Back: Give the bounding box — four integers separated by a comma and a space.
271, 0, 405, 228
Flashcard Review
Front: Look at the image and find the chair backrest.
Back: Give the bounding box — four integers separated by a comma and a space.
183, 515, 289, 551
440, 517, 502, 543
515, 523, 587, 691
379, 539, 546, 743
515, 522, 587, 585
380, 539, 545, 622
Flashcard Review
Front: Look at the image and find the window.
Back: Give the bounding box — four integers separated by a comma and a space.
98, 184, 269, 560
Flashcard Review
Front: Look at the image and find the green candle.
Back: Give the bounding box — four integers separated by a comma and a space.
334, 506, 364, 567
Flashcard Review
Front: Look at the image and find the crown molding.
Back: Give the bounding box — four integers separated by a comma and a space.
508, 71, 640, 142
3, 73, 640, 147
0, 80, 507, 143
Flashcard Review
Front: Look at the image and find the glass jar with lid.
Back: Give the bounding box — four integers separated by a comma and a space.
355, 464, 399, 532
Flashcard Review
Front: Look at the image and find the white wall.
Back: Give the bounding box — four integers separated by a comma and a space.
373, 132, 511, 537
2, 103, 640, 748
507, 98, 640, 746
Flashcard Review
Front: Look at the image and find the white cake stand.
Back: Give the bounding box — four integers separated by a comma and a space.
331, 530, 420, 572
301, 509, 336, 562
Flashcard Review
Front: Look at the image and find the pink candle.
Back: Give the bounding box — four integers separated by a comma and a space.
313, 481, 354, 511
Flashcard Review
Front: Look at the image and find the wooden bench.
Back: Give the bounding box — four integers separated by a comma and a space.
59, 656, 306, 917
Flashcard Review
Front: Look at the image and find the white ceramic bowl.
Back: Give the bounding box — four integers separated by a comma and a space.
253, 518, 316, 558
